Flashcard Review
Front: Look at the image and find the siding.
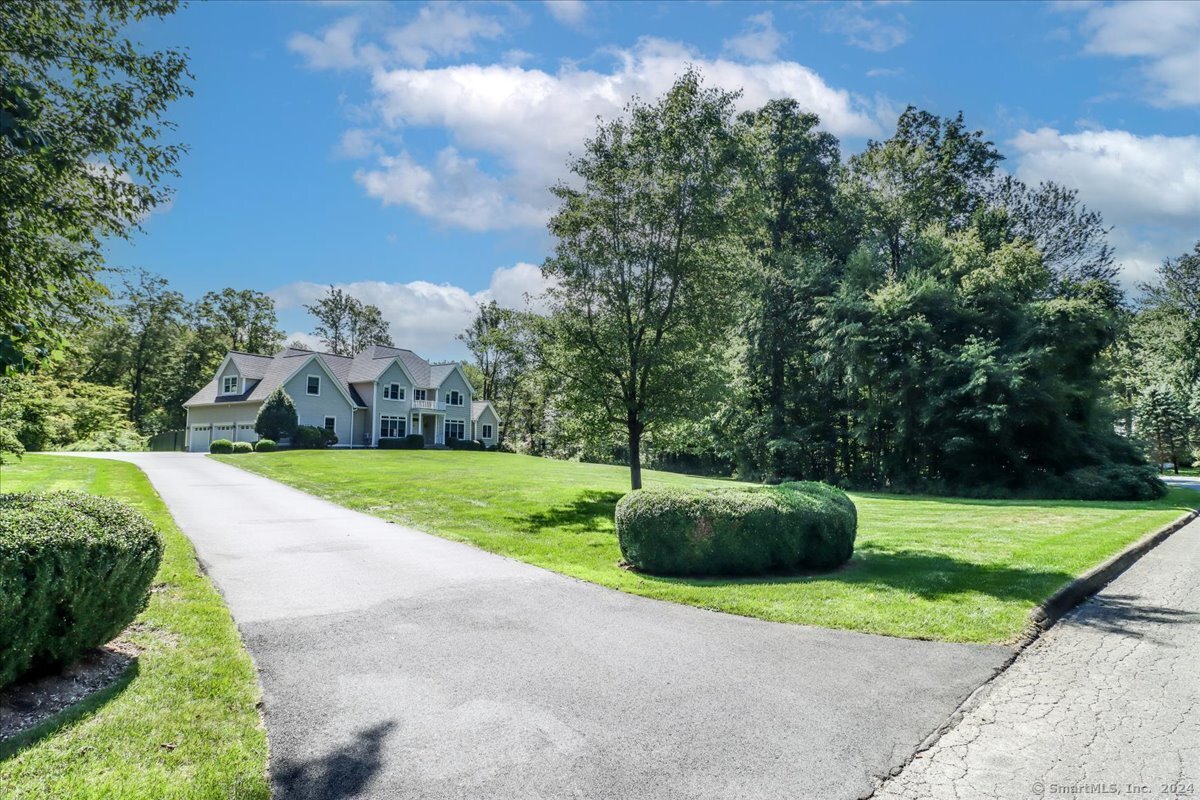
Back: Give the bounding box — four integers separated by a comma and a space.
216, 360, 242, 396
474, 406, 500, 445
438, 367, 472, 439
375, 361, 415, 442
185, 402, 262, 451
282, 357, 358, 447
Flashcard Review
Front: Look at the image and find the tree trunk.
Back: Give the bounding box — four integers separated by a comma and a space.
627, 412, 644, 490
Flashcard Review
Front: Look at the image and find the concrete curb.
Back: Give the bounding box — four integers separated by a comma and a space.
1017, 506, 1200, 646
864, 505, 1199, 799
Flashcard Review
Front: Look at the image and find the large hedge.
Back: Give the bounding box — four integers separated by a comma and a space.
379, 434, 425, 450
615, 481, 857, 577
0, 492, 164, 688
255, 387, 298, 442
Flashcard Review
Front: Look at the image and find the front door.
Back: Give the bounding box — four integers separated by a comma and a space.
422, 415, 437, 445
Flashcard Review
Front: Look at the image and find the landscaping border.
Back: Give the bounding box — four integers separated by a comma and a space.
866, 505, 1200, 798
1018, 506, 1200, 646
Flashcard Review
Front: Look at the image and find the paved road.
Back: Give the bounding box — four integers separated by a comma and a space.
875, 483, 1200, 800
97, 454, 1008, 800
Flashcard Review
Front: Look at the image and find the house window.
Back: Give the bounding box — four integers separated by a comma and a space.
307, 375, 321, 396
482, 424, 493, 439
324, 416, 336, 432
384, 383, 404, 401
379, 415, 405, 438
413, 388, 426, 401
448, 390, 463, 406
444, 419, 466, 441
222, 375, 239, 394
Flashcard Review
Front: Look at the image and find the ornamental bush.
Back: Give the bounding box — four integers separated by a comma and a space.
0, 492, 164, 688
230, 441, 253, 454
255, 387, 298, 442
209, 439, 234, 454
379, 434, 425, 450
292, 425, 337, 449
615, 481, 857, 577
254, 438, 276, 452
448, 437, 484, 451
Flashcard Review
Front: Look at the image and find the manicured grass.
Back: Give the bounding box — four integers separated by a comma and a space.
214, 450, 1200, 644
0, 455, 268, 799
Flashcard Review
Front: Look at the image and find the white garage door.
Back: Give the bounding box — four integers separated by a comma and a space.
235, 422, 258, 443
190, 425, 212, 452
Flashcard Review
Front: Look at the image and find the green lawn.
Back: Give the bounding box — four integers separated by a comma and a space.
0, 455, 268, 800
215, 450, 1200, 644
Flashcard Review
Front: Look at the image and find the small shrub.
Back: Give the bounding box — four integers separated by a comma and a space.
448, 437, 484, 451
255, 387, 298, 442
379, 434, 425, 450
209, 439, 234, 454
615, 481, 857, 577
1052, 464, 1167, 501
254, 438, 276, 452
0, 492, 164, 688
292, 426, 337, 449
230, 441, 253, 454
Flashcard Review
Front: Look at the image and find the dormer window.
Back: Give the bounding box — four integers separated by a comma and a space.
448, 390, 464, 406
384, 383, 404, 401
307, 375, 321, 396
222, 375, 239, 395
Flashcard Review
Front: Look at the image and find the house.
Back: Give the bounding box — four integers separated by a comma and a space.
183, 345, 501, 452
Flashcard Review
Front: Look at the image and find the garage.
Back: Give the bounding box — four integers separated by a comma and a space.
235, 422, 258, 444
189, 424, 212, 452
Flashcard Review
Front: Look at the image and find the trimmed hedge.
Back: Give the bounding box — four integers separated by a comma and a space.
209, 439, 233, 454
448, 438, 485, 451
0, 492, 164, 688
379, 434, 425, 450
254, 438, 276, 452
292, 425, 337, 449
615, 481, 857, 577
230, 441, 253, 454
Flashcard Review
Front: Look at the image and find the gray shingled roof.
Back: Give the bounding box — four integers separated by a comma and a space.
470, 401, 492, 421
183, 345, 468, 408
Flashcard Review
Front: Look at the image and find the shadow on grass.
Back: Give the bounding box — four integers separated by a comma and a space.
850, 486, 1200, 512
274, 720, 397, 800
0, 657, 138, 761
634, 546, 1077, 604
513, 490, 624, 535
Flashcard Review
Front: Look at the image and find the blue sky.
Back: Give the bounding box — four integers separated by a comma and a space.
111, 0, 1200, 357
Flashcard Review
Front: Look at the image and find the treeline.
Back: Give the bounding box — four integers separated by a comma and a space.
459, 71, 1197, 497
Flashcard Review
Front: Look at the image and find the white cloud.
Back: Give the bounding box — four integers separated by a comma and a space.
723, 12, 786, 63
288, 16, 364, 70
270, 263, 552, 358
354, 37, 879, 230
544, 0, 587, 26
823, 3, 909, 52
1012, 127, 1200, 284
288, 4, 506, 70
1077, 1, 1200, 106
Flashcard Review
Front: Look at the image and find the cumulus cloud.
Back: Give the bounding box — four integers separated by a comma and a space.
544, 0, 587, 26
723, 12, 786, 63
353, 36, 879, 230
1078, 0, 1200, 107
1012, 127, 1200, 284
270, 263, 552, 358
288, 16, 364, 71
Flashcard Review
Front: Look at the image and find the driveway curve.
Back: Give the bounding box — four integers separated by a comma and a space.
92, 453, 1008, 800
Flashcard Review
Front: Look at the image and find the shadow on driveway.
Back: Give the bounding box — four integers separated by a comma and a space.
275, 721, 397, 800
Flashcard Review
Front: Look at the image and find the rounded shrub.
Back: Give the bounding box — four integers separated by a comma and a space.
209, 438, 234, 454
0, 492, 164, 688
292, 425, 336, 449
254, 438, 276, 453
230, 441, 253, 454
615, 481, 857, 577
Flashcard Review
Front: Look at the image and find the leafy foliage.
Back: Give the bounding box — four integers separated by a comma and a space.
230, 441, 253, 454
0, 372, 143, 455
253, 438, 276, 453
208, 439, 233, 454
542, 70, 746, 489
292, 425, 337, 449
615, 481, 857, 576
0, 491, 163, 687
378, 434, 426, 449
255, 387, 298, 441
304, 286, 393, 355
0, 0, 191, 373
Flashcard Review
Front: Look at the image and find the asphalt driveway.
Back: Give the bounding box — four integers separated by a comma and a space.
97, 453, 1009, 800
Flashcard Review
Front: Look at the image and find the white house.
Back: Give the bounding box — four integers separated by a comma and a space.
182, 345, 500, 452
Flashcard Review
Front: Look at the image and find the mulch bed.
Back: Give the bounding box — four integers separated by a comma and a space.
0, 641, 140, 742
